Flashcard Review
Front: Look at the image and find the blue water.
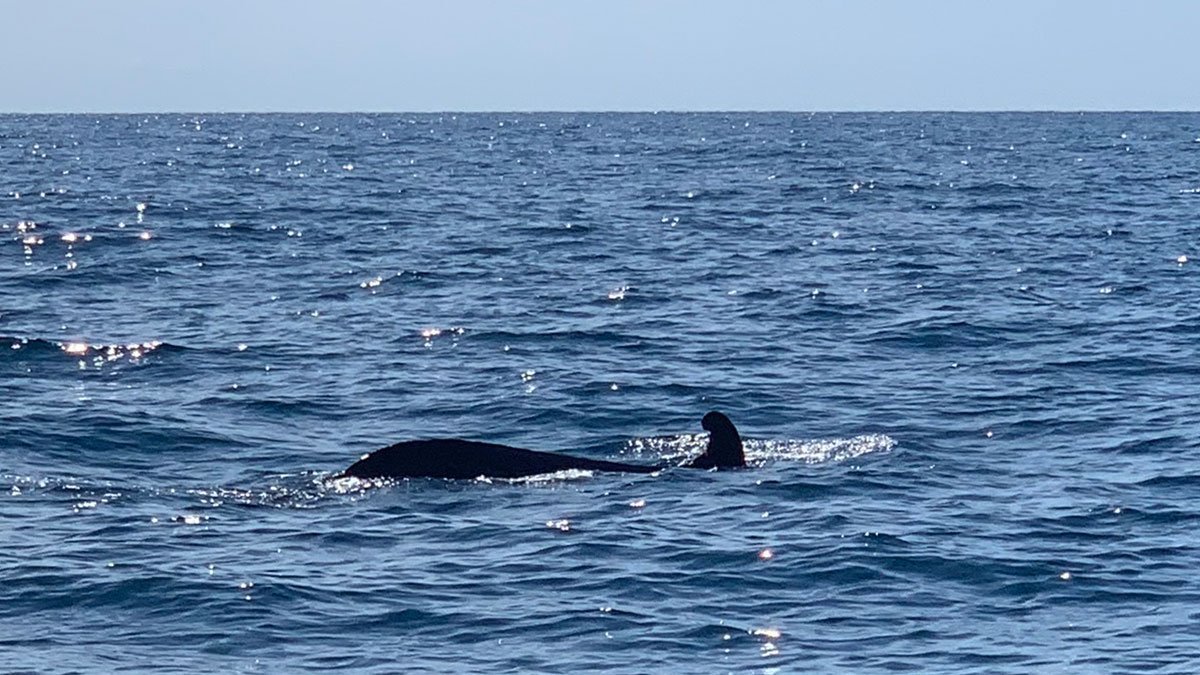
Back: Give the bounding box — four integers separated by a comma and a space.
2, 112, 1199, 673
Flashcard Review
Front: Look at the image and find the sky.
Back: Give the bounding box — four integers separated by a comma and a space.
5, 0, 1199, 112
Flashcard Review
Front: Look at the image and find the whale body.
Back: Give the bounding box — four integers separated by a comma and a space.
342, 438, 662, 480
341, 410, 745, 480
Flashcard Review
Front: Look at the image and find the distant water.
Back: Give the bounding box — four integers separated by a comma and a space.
2, 112, 1199, 673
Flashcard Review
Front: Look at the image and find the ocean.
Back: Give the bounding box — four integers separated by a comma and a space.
1, 112, 1198, 673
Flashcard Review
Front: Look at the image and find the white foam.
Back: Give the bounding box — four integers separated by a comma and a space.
504, 468, 596, 484
624, 432, 895, 465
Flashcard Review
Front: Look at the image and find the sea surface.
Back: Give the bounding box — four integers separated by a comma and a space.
2, 112, 1199, 673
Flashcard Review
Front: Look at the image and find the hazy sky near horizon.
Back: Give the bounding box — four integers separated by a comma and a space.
6, 0, 1198, 112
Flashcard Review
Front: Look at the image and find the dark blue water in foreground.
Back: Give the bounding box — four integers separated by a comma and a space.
2, 112, 1200, 673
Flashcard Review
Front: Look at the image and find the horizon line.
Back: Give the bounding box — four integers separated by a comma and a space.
3, 108, 1200, 116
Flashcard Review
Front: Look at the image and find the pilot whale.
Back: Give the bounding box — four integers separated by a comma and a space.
341, 410, 745, 480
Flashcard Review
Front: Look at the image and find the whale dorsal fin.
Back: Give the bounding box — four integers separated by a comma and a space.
688, 410, 744, 468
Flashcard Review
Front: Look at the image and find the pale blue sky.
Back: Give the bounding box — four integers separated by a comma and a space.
6, 0, 1198, 112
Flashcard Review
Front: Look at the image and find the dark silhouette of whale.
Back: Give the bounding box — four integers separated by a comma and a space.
341, 410, 745, 480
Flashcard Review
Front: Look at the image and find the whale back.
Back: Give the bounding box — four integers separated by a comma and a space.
342, 438, 659, 480
342, 411, 743, 479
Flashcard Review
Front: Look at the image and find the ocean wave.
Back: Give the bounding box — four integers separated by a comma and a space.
0, 335, 181, 365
